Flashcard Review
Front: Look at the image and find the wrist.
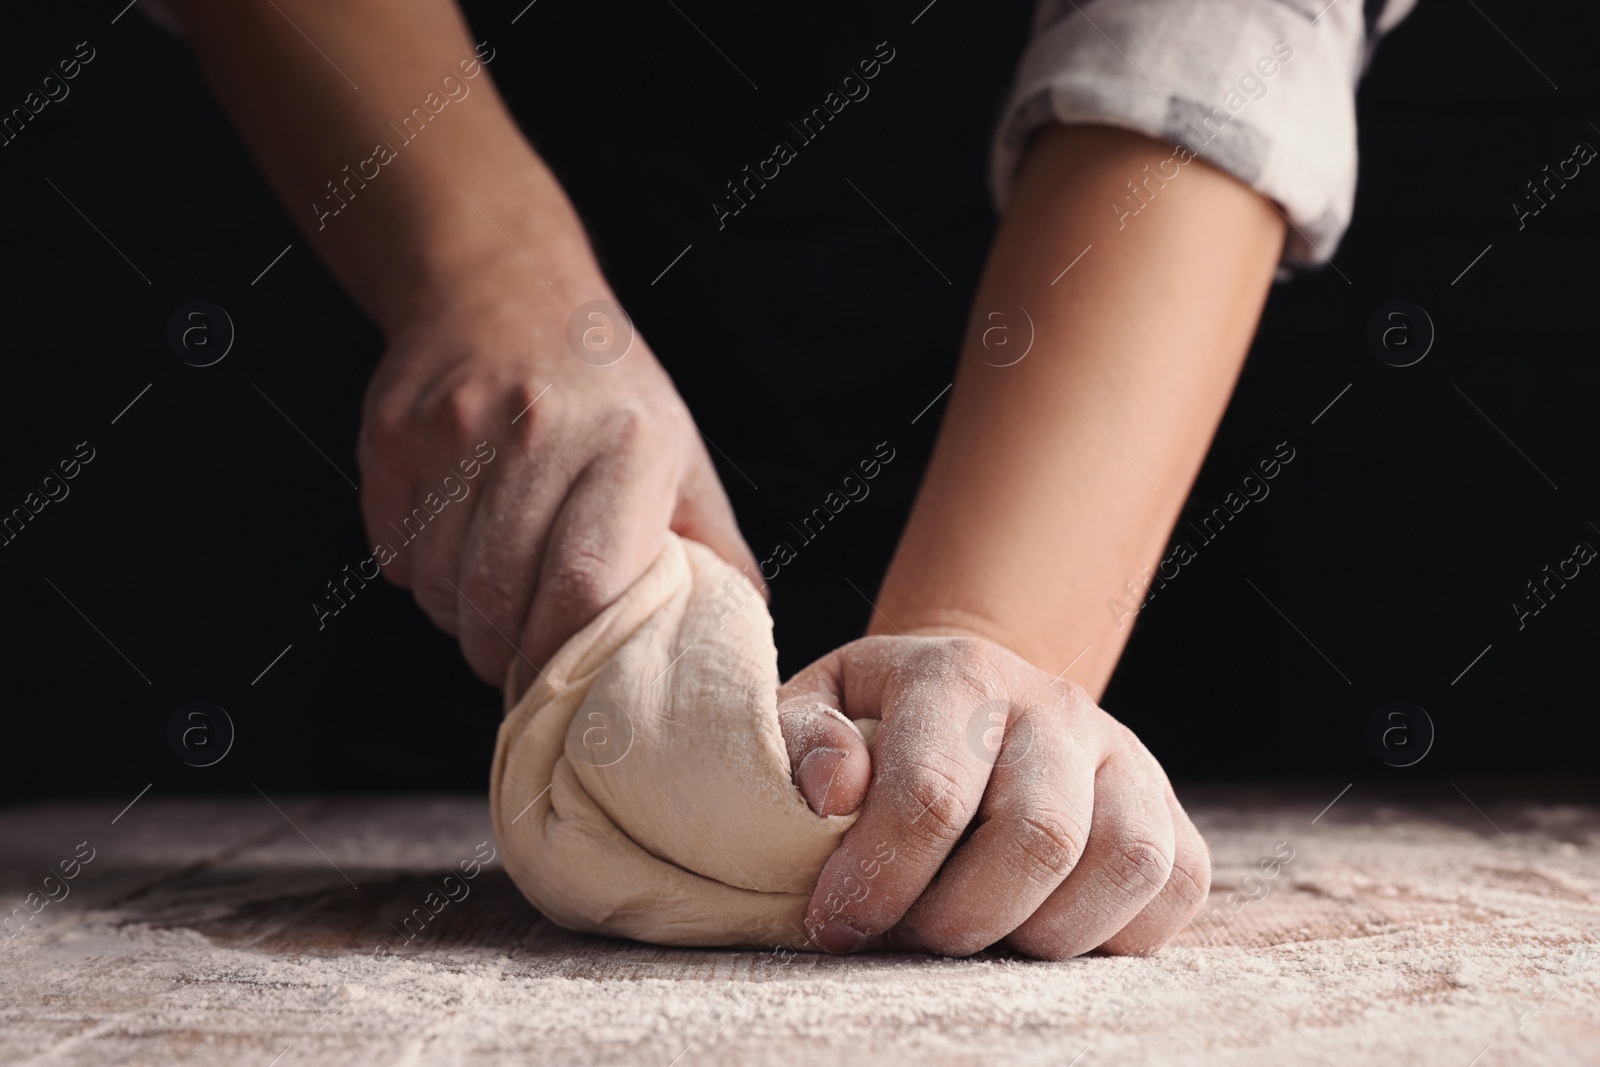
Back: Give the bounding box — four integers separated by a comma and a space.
867, 605, 1019, 652
387, 234, 609, 339
358, 156, 609, 337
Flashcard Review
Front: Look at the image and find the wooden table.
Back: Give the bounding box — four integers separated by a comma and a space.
3, 785, 1597, 1066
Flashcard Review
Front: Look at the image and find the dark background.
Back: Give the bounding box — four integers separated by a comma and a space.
0, 1, 1595, 803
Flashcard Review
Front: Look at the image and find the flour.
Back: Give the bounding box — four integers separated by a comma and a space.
3, 791, 1597, 1065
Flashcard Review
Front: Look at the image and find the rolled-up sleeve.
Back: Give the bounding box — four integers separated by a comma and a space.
992, 0, 1417, 267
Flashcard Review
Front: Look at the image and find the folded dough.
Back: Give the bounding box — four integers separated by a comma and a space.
489, 534, 863, 948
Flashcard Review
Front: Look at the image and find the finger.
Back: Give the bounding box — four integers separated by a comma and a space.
777, 698, 871, 817
403, 467, 482, 634
356, 404, 420, 589
671, 449, 767, 600
889, 703, 1095, 956
518, 431, 676, 677
802, 639, 995, 954
1006, 746, 1176, 960
404, 381, 511, 633
776, 653, 874, 815
455, 449, 571, 690
1099, 792, 1212, 955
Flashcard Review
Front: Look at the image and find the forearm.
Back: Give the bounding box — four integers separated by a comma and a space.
873, 124, 1284, 698
169, 0, 599, 330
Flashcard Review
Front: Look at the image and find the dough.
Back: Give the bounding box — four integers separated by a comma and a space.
490, 534, 866, 948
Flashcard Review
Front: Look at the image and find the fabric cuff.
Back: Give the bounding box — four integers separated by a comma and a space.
991, 0, 1374, 268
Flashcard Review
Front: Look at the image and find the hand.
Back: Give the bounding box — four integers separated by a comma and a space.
777, 634, 1210, 959
358, 255, 762, 697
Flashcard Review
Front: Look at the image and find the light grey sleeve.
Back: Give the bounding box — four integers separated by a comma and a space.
991, 0, 1418, 268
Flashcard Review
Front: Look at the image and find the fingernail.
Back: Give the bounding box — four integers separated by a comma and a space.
816, 921, 868, 954
796, 747, 850, 815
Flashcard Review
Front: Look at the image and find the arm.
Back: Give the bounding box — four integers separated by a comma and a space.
781, 124, 1283, 958
171, 0, 760, 692
169, 0, 583, 328
878, 123, 1285, 694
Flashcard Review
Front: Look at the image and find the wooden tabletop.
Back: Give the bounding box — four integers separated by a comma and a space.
2, 785, 1597, 1066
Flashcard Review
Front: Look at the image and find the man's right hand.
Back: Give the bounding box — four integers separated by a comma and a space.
358, 258, 761, 697
165, 0, 760, 695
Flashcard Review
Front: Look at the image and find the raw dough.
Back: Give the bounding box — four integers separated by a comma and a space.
490, 534, 865, 948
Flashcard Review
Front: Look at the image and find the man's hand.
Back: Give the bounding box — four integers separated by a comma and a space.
778, 634, 1210, 959
359, 261, 761, 697
165, 0, 761, 695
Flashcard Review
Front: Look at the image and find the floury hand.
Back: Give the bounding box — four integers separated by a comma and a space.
357, 252, 762, 698
165, 0, 762, 696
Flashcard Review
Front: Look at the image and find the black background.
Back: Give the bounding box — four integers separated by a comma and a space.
0, 1, 1595, 803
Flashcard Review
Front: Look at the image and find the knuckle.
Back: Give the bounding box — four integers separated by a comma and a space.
540, 549, 619, 621
899, 636, 1002, 703
942, 635, 998, 680
1105, 837, 1175, 898
1056, 678, 1094, 706
1047, 679, 1102, 723
1012, 813, 1084, 882
1164, 853, 1213, 915
438, 387, 480, 440
507, 379, 545, 421
363, 399, 412, 454
507, 380, 557, 445
604, 405, 649, 446
896, 763, 974, 842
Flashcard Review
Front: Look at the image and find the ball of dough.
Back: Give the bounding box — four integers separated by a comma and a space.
490, 534, 866, 948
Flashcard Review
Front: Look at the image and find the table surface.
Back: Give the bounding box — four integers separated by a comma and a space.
2, 785, 1597, 1067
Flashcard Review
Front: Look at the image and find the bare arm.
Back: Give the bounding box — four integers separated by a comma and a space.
168, 0, 589, 325
783, 124, 1284, 958
877, 123, 1285, 695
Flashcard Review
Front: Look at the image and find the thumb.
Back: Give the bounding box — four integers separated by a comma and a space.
777, 699, 872, 817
